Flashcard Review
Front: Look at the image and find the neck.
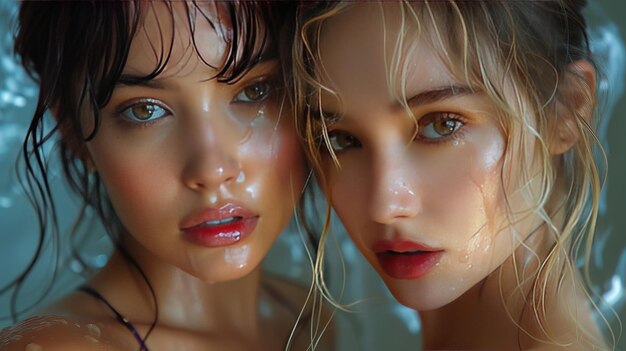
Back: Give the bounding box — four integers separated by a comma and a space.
90, 237, 264, 339
419, 240, 600, 350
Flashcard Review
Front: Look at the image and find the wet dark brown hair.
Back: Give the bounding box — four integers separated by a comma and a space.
6, 0, 297, 344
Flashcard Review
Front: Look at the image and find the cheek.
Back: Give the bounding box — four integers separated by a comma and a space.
240, 117, 304, 190
237, 114, 305, 238
88, 139, 177, 233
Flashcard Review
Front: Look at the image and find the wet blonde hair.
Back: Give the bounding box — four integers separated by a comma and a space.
291, 0, 615, 349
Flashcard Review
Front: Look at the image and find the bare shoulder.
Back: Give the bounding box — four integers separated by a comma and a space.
0, 315, 122, 351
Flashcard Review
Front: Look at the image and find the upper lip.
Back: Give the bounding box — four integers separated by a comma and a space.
180, 203, 256, 230
372, 239, 442, 253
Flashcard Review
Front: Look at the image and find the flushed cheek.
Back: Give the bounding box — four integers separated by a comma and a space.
327, 162, 370, 241
89, 142, 178, 235
239, 113, 304, 201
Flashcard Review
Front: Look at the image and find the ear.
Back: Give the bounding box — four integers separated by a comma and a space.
549, 60, 596, 155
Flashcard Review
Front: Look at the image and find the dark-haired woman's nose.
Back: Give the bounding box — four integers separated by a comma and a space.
181, 120, 240, 192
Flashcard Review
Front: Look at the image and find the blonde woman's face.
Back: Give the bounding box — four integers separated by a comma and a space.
84, 3, 304, 283
318, 3, 538, 310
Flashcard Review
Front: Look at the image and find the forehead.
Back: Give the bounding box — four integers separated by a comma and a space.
318, 3, 459, 109
123, 2, 228, 78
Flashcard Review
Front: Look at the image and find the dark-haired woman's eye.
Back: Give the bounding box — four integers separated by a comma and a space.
233, 80, 272, 103
417, 112, 465, 141
328, 130, 361, 153
119, 99, 171, 125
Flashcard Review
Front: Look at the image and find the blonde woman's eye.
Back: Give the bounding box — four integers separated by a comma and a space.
328, 130, 361, 153
418, 112, 464, 140
119, 100, 170, 124
233, 81, 272, 103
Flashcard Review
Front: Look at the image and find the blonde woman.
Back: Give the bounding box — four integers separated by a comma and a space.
292, 1, 613, 350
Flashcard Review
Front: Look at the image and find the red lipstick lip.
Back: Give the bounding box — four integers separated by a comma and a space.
180, 203, 258, 248
372, 240, 440, 253
372, 240, 444, 279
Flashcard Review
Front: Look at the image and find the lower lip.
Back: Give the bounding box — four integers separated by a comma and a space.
376, 251, 443, 279
181, 217, 258, 248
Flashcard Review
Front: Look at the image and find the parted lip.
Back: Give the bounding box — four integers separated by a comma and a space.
372, 239, 442, 253
179, 203, 257, 230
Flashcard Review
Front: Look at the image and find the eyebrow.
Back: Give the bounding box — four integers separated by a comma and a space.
116, 75, 167, 89
319, 85, 474, 123
399, 85, 473, 109
115, 54, 279, 90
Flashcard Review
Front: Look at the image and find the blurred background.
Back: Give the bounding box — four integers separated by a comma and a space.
1, 0, 625, 350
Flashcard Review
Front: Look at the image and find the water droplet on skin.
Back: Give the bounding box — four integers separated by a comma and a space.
235, 171, 245, 184
86, 324, 101, 338
84, 335, 99, 343
9, 335, 23, 342
69, 259, 84, 273
73, 323, 81, 328
53, 319, 68, 325
256, 109, 265, 119
465, 264, 473, 271
258, 296, 273, 318
24, 343, 42, 351
209, 193, 218, 205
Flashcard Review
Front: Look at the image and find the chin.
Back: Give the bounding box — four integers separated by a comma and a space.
187, 250, 262, 284
381, 276, 464, 312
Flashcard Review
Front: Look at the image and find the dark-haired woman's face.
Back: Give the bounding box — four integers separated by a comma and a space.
84, 3, 304, 283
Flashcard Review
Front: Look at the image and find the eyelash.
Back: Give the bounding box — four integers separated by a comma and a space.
231, 76, 277, 105
326, 111, 467, 154
115, 98, 172, 128
415, 112, 467, 145
112, 75, 278, 129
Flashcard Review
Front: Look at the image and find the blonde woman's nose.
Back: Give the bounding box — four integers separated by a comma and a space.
368, 162, 421, 224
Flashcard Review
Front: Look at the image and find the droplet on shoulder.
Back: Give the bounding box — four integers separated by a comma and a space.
24, 343, 43, 351
86, 323, 101, 338
84, 335, 99, 343
8, 334, 23, 342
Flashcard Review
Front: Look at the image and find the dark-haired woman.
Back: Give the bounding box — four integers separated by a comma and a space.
0, 2, 323, 350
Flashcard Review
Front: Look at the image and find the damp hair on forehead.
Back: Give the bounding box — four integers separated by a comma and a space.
16, 1, 278, 143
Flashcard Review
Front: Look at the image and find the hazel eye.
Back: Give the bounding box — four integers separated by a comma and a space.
120, 100, 170, 124
327, 130, 361, 153
233, 81, 272, 103
418, 112, 464, 140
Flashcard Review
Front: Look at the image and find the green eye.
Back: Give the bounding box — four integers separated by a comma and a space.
328, 130, 361, 153
120, 100, 170, 124
418, 112, 464, 140
233, 81, 272, 103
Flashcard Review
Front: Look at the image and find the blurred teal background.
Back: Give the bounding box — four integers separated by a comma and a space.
1, 1, 625, 350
